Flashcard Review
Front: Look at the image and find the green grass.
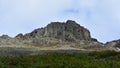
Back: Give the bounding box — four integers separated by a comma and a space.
0, 50, 120, 68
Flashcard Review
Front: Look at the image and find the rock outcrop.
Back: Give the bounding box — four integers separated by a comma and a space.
0, 35, 11, 39
105, 39, 120, 51
44, 20, 91, 41
22, 20, 92, 41
0, 20, 105, 51
15, 20, 94, 45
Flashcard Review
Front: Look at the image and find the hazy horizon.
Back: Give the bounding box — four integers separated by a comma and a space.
0, 0, 120, 43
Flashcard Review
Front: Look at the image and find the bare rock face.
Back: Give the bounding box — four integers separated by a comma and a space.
65, 20, 91, 40
7, 20, 96, 47
23, 20, 92, 42
0, 20, 104, 50
16, 20, 103, 49
0, 35, 11, 39
105, 39, 120, 50
15, 33, 24, 39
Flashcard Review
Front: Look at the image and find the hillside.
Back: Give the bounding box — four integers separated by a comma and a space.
0, 20, 119, 56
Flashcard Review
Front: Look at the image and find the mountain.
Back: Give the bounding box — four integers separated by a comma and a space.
0, 20, 117, 51
105, 39, 120, 51
16, 20, 91, 40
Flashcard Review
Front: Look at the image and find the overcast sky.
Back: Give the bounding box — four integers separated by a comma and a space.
0, 0, 120, 43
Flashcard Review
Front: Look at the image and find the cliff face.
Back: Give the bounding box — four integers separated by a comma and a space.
21, 20, 92, 42
16, 20, 94, 46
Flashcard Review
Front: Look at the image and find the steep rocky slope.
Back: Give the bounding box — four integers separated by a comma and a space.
0, 20, 105, 51
105, 39, 120, 51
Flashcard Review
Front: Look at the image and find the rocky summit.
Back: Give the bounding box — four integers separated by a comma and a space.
14, 20, 102, 48
105, 39, 120, 51
0, 20, 119, 53
22, 20, 92, 41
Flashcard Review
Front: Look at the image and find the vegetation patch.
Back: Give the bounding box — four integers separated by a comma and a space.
0, 50, 120, 68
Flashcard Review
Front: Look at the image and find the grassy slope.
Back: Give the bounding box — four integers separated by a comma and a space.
0, 51, 120, 68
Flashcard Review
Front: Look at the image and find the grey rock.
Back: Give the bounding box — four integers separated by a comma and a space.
28, 20, 92, 42
0, 35, 11, 39
14, 20, 98, 46
44, 22, 65, 39
14, 20, 93, 44
105, 39, 120, 48
15, 33, 24, 39
91, 38, 98, 42
0, 20, 104, 50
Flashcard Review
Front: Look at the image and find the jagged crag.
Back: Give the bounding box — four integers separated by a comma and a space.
0, 20, 119, 52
